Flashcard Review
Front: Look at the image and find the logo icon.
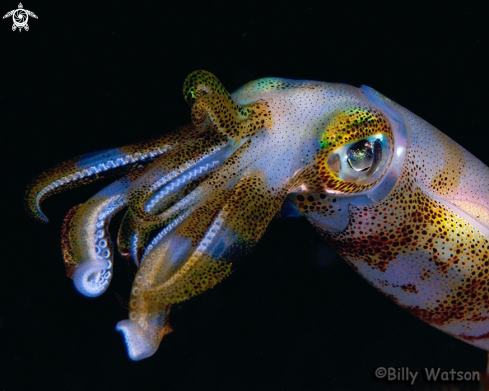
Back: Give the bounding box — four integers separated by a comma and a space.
3, 3, 37, 32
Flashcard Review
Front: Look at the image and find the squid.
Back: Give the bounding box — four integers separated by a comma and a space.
25, 70, 489, 363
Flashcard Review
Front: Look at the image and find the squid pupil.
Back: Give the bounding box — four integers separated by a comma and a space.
347, 139, 378, 172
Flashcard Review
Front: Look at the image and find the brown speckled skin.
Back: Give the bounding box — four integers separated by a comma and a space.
299, 91, 489, 350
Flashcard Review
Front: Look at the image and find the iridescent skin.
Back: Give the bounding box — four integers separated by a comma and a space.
26, 71, 489, 362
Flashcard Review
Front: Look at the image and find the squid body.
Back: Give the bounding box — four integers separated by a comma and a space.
26, 71, 489, 361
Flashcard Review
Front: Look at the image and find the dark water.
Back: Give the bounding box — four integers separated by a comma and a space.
1, 2, 488, 390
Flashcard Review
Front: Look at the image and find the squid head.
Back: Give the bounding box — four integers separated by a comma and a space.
26, 71, 489, 362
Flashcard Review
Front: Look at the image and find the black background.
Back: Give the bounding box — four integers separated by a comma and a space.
1, 1, 489, 390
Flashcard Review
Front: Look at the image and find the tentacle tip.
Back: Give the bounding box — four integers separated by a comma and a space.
31, 207, 49, 224
34, 212, 49, 224
72, 260, 112, 298
116, 320, 158, 361
25, 201, 49, 224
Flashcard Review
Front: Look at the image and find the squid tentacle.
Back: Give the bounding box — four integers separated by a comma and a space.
61, 168, 145, 297
114, 71, 275, 359
118, 138, 255, 265
125, 131, 232, 215
143, 90, 272, 213
125, 134, 252, 221
25, 124, 199, 223
117, 173, 209, 264
27, 70, 278, 361
136, 141, 255, 265
117, 132, 233, 258
116, 171, 285, 360
115, 81, 272, 264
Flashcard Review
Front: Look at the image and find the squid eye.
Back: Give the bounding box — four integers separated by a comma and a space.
346, 139, 381, 172
327, 134, 391, 184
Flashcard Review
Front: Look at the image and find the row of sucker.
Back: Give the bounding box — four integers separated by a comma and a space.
117, 173, 211, 265
25, 124, 201, 223
123, 132, 230, 224
144, 134, 252, 216
139, 141, 254, 264
117, 131, 233, 264
61, 169, 143, 297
